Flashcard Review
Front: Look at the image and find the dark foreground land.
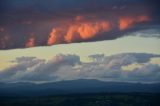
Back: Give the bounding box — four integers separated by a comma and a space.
0, 93, 159, 106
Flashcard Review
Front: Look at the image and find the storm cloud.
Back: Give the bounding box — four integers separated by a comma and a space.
0, 0, 160, 49
0, 53, 160, 83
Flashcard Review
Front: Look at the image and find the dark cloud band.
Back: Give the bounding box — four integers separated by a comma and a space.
0, 0, 159, 50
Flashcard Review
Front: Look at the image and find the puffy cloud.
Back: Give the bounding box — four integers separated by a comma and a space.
89, 54, 105, 62
0, 53, 160, 83
131, 28, 160, 38
0, 57, 45, 82
127, 64, 160, 82
0, 54, 80, 82
76, 53, 160, 82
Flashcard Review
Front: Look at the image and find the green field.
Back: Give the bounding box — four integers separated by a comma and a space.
0, 93, 159, 106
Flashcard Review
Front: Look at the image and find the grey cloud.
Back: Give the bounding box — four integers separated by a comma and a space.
76, 53, 160, 82
131, 27, 160, 38
89, 54, 105, 62
89, 53, 160, 68
0, 57, 45, 82
0, 53, 160, 83
0, 54, 80, 82
127, 64, 160, 81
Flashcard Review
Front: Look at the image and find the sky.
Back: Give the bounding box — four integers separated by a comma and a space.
0, 0, 160, 83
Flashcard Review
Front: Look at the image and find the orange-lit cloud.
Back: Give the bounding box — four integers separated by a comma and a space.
48, 20, 111, 45
47, 15, 150, 46
0, 14, 151, 49
119, 15, 150, 30
65, 21, 111, 42
0, 0, 158, 50
25, 37, 35, 48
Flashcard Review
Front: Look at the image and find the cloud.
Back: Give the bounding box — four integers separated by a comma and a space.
25, 37, 35, 48
48, 20, 111, 44
88, 54, 105, 62
131, 27, 160, 38
0, 53, 160, 83
118, 15, 149, 30
126, 64, 160, 82
0, 54, 80, 82
0, 0, 159, 49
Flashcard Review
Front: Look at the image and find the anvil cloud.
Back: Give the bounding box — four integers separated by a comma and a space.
0, 0, 160, 49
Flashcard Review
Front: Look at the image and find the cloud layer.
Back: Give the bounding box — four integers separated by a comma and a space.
0, 53, 160, 83
0, 0, 160, 49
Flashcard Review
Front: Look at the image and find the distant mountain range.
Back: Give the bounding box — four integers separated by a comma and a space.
0, 79, 160, 96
